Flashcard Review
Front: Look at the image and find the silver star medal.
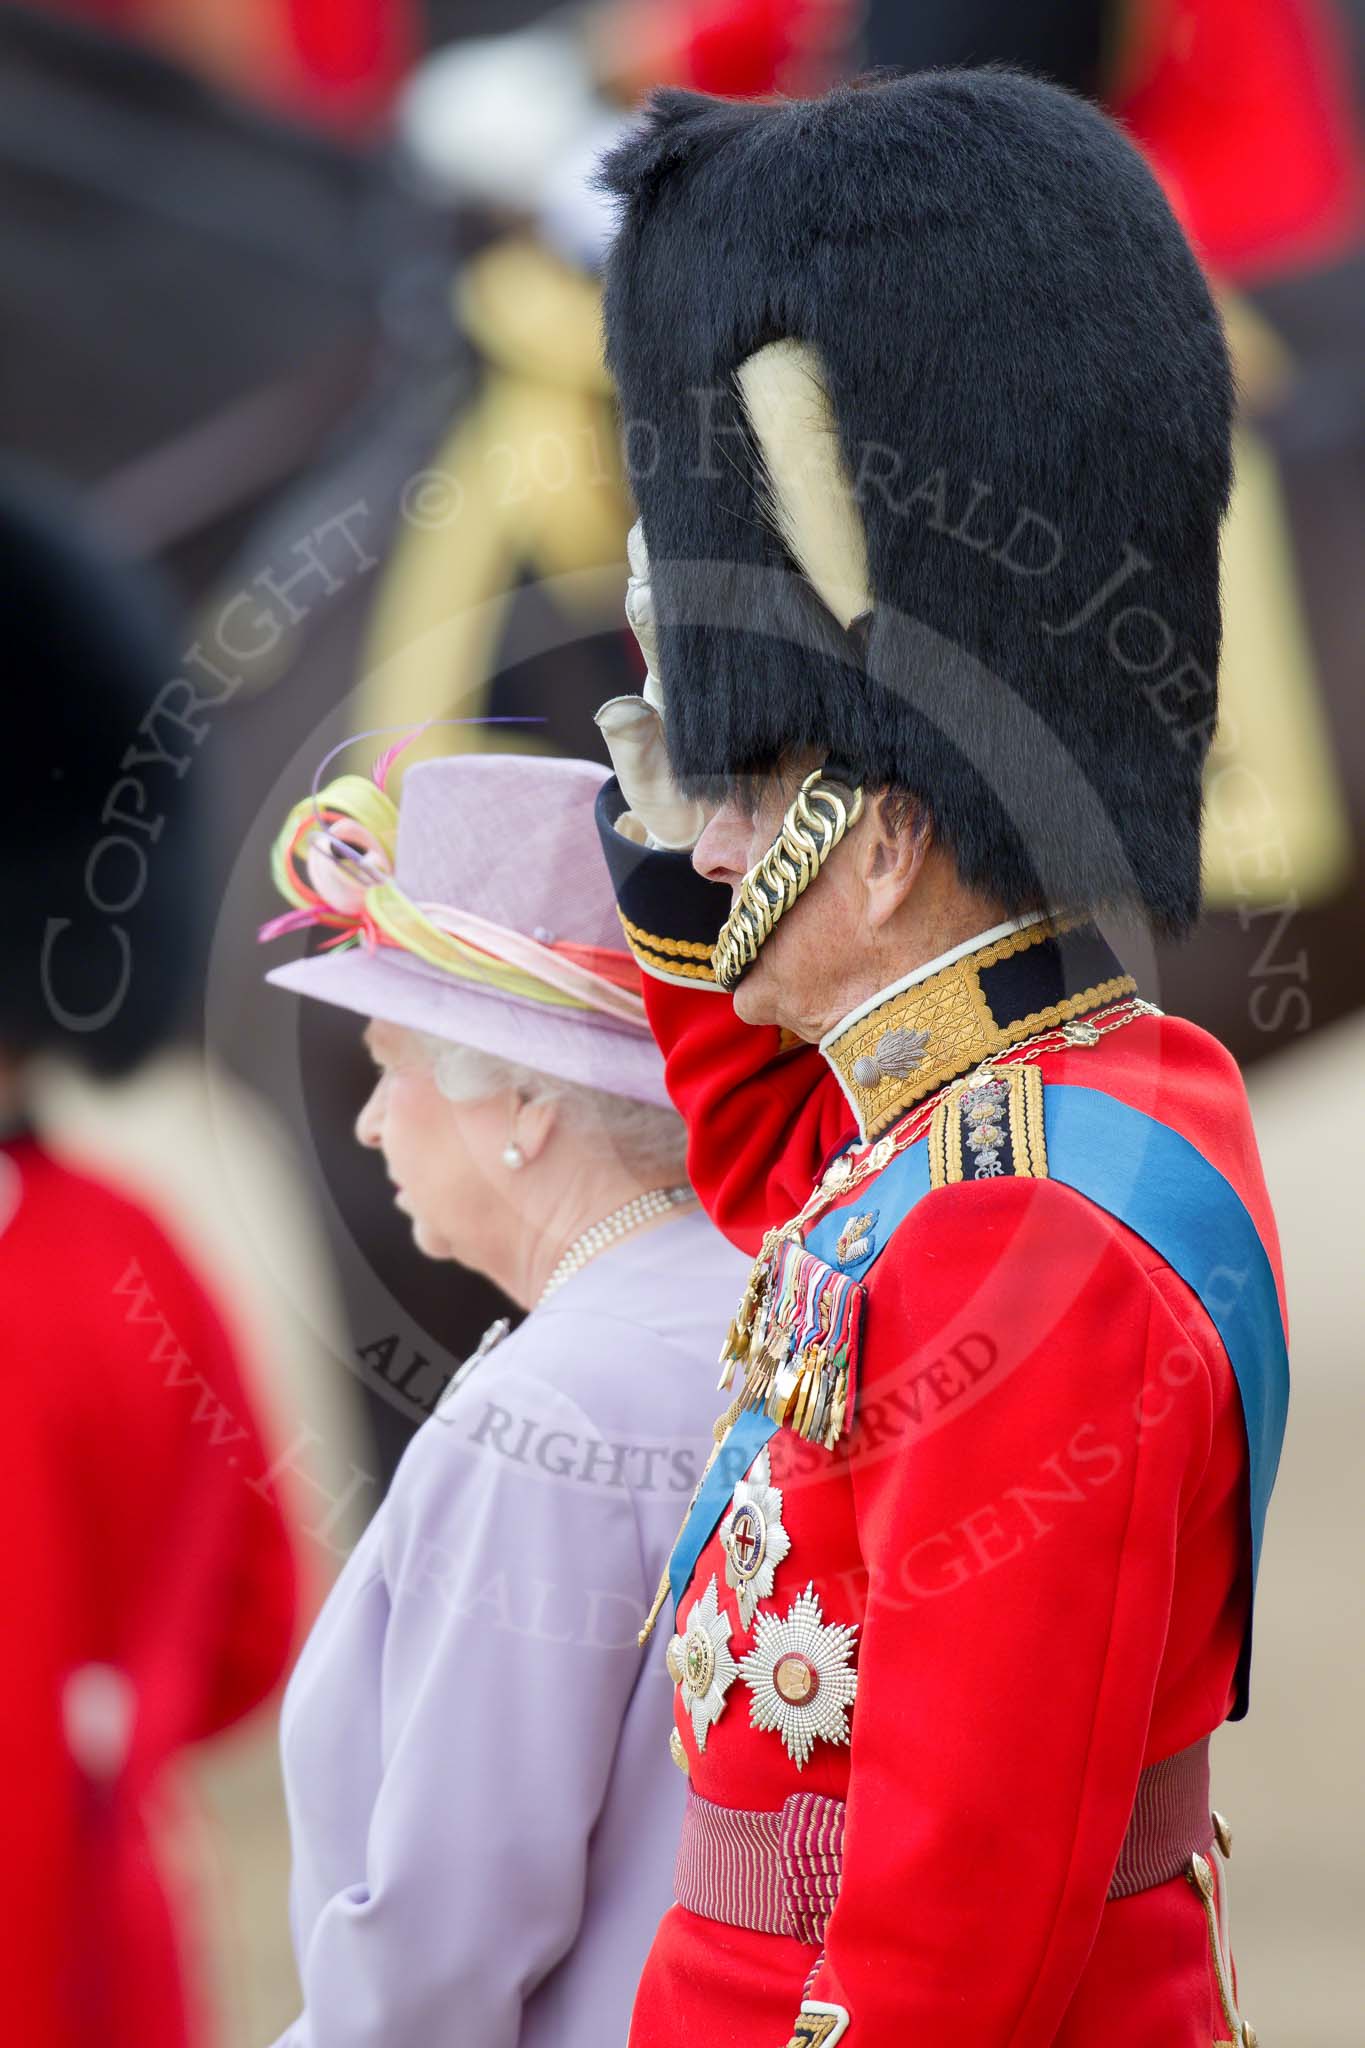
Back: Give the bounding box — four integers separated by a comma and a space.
718, 1445, 792, 1628
666, 1575, 738, 1754
739, 1582, 858, 1770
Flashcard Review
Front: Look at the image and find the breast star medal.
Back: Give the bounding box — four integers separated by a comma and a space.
718, 1445, 792, 1629
739, 1583, 858, 1770
667, 1574, 738, 1754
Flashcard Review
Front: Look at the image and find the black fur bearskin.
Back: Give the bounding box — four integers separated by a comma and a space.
2, 465, 201, 1075
600, 70, 1234, 934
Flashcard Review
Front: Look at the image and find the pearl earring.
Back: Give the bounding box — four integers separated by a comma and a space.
501, 1142, 525, 1170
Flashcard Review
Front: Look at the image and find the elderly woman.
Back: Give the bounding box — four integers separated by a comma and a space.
259, 750, 745, 2048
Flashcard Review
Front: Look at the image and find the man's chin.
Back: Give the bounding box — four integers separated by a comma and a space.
731, 967, 778, 1029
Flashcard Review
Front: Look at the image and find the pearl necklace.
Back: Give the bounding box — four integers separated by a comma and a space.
537, 1186, 694, 1305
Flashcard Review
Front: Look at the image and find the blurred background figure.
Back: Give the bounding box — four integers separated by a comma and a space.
0, 467, 300, 2046
25, 0, 417, 136
1, 0, 1362, 2039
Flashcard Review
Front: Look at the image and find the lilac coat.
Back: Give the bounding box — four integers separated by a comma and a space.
272, 1211, 746, 2047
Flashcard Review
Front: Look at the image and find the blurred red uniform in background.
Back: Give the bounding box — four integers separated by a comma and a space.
32, 0, 415, 133
1113, 0, 1363, 278
0, 466, 300, 2045
1, 1137, 298, 2047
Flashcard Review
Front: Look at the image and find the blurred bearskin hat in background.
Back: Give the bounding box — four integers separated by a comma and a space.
601, 71, 1235, 934
2, 465, 200, 1076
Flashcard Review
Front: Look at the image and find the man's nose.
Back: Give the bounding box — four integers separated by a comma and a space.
692, 801, 751, 887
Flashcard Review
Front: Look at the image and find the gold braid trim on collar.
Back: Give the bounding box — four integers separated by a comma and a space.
821, 914, 1136, 1141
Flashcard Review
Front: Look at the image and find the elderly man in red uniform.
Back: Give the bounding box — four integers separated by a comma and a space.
591, 71, 1288, 2048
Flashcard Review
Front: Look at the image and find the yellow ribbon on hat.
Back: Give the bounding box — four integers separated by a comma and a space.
266, 771, 639, 1019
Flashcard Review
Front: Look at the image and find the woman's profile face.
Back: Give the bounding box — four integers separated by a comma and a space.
355, 1019, 508, 1265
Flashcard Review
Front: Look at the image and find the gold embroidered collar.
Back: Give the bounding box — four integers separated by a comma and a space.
820, 914, 1135, 1141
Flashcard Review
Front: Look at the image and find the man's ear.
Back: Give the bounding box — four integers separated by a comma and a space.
860, 789, 929, 930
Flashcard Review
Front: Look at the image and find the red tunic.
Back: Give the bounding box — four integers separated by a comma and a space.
626, 975, 1282, 2046
0, 1135, 299, 2048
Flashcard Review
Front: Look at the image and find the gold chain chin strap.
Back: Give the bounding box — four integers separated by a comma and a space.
713, 769, 865, 992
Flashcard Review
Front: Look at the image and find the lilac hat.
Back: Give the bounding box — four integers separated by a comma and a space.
263, 751, 671, 1108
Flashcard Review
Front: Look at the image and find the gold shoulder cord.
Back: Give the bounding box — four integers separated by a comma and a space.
713, 770, 864, 992
636, 994, 1159, 1647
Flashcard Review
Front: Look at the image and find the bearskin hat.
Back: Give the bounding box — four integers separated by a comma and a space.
600, 71, 1234, 934
1, 465, 200, 1075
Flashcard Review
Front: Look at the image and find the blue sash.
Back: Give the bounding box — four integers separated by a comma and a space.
668, 1407, 779, 1623
671, 1085, 1288, 1712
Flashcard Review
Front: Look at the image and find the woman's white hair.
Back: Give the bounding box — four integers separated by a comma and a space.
413, 1033, 689, 1182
